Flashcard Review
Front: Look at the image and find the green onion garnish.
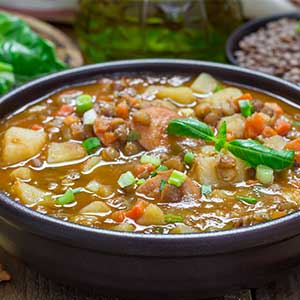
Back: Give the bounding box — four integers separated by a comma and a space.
76, 94, 93, 113
237, 196, 257, 204
213, 85, 224, 93
140, 155, 161, 167
56, 189, 76, 205
296, 20, 300, 34
127, 130, 141, 142
160, 179, 167, 191
239, 100, 253, 117
82, 137, 101, 154
184, 151, 195, 164
167, 170, 187, 187
118, 171, 136, 188
292, 121, 300, 127
151, 165, 168, 177
136, 178, 146, 185
201, 184, 212, 196
165, 213, 183, 223
256, 164, 274, 185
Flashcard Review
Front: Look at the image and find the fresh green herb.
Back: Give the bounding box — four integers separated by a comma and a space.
0, 12, 66, 86
239, 100, 253, 117
136, 178, 146, 185
56, 189, 76, 205
213, 85, 224, 93
167, 170, 187, 187
140, 155, 161, 167
215, 121, 227, 152
164, 213, 183, 223
82, 137, 101, 154
76, 94, 93, 113
118, 171, 136, 188
256, 164, 274, 185
237, 196, 257, 204
160, 179, 167, 191
201, 184, 212, 196
72, 187, 83, 194
127, 130, 140, 142
184, 151, 195, 164
167, 118, 216, 142
292, 121, 300, 127
227, 139, 294, 170
151, 165, 168, 177
0, 61, 15, 94
296, 20, 300, 34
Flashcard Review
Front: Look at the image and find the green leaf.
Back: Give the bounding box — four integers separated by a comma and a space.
215, 121, 227, 151
239, 100, 253, 117
167, 118, 216, 142
227, 139, 294, 170
237, 196, 257, 204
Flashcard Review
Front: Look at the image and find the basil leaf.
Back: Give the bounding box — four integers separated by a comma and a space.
215, 121, 227, 152
167, 118, 216, 142
227, 139, 294, 170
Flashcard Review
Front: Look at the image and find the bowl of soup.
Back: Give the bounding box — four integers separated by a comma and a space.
1, 59, 300, 298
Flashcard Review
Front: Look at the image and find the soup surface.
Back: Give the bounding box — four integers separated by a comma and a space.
0, 73, 300, 234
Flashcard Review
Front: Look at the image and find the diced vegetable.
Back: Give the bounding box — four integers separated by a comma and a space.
80, 201, 111, 215
116, 101, 129, 119
244, 112, 265, 138
237, 196, 257, 204
256, 165, 274, 185
285, 138, 300, 151
47, 142, 86, 163
239, 100, 253, 117
56, 190, 76, 205
201, 184, 212, 196
82, 156, 101, 172
10, 167, 32, 181
262, 126, 277, 138
83, 109, 97, 125
157, 86, 195, 104
112, 223, 135, 232
76, 94, 93, 113
184, 152, 195, 164
86, 180, 101, 193
127, 130, 140, 142
137, 203, 165, 225
140, 155, 161, 167
190, 73, 218, 94
213, 85, 224, 93
126, 200, 148, 220
264, 135, 287, 150
56, 105, 74, 116
118, 171, 135, 188
2, 126, 47, 165
160, 179, 167, 191
167, 170, 187, 187
170, 224, 196, 233
164, 213, 183, 223
151, 165, 168, 177
82, 137, 101, 154
218, 114, 245, 139
274, 119, 291, 136
136, 178, 146, 185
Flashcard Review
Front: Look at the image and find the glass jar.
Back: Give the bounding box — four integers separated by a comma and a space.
76, 0, 242, 63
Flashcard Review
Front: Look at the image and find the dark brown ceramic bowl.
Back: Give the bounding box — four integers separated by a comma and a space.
1, 59, 300, 299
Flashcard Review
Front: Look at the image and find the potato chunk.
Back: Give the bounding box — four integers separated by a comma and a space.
112, 223, 135, 232
137, 204, 165, 225
191, 73, 218, 94
10, 167, 32, 181
80, 201, 111, 215
218, 114, 245, 139
12, 181, 49, 205
170, 224, 196, 234
2, 127, 46, 165
47, 142, 86, 163
156, 86, 195, 104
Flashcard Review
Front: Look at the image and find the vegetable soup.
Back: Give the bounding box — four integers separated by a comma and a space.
1, 73, 300, 234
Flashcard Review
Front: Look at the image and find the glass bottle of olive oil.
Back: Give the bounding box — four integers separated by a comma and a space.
76, 0, 242, 63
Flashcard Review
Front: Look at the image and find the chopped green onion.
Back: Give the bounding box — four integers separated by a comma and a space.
201, 184, 212, 196
296, 20, 300, 34
151, 165, 168, 177
56, 189, 75, 205
118, 171, 136, 188
140, 155, 161, 167
160, 179, 167, 191
237, 196, 257, 204
256, 164, 274, 185
136, 178, 146, 185
213, 85, 224, 93
165, 213, 183, 223
239, 100, 253, 117
82, 137, 101, 154
167, 170, 187, 187
184, 151, 195, 164
72, 187, 83, 194
76, 94, 93, 113
292, 121, 300, 127
83, 109, 97, 125
127, 130, 140, 142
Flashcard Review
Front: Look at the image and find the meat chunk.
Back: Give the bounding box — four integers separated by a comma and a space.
132, 106, 179, 150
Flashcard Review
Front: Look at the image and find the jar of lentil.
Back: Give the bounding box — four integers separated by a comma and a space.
76, 0, 243, 63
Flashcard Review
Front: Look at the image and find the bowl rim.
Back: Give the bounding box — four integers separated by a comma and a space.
226, 12, 300, 65
1, 58, 300, 257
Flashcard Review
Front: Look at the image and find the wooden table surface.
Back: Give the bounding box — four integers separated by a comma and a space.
1, 245, 300, 300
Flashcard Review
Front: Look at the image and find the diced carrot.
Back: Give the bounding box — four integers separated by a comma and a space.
285, 138, 300, 151
134, 164, 156, 176
56, 104, 74, 116
274, 119, 291, 136
125, 200, 148, 221
264, 102, 284, 116
234, 93, 253, 106
226, 132, 235, 141
295, 153, 300, 164
111, 211, 126, 222
122, 94, 137, 106
102, 132, 117, 145
116, 101, 129, 119
93, 116, 111, 135
262, 126, 277, 138
244, 112, 265, 138
31, 124, 43, 131
63, 115, 79, 126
